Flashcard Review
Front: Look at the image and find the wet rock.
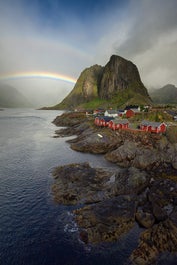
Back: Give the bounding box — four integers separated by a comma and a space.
52, 162, 117, 205
170, 206, 177, 226
104, 134, 177, 172
53, 112, 177, 173
52, 162, 177, 264
52, 112, 177, 263
74, 195, 136, 244
130, 179, 177, 264
55, 122, 90, 137
79, 230, 89, 244
70, 130, 118, 154
135, 211, 155, 229
53, 112, 87, 127
105, 142, 165, 171
148, 179, 177, 221
152, 203, 167, 222
130, 219, 177, 265
52, 163, 148, 205
111, 167, 149, 196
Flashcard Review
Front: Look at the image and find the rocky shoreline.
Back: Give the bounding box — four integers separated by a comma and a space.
52, 112, 177, 264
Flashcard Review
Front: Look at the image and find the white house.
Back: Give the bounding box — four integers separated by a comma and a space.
104, 110, 119, 117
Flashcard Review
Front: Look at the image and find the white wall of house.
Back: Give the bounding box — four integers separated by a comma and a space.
104, 110, 119, 117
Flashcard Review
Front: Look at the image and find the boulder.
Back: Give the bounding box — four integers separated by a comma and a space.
130, 219, 177, 265
74, 195, 136, 244
111, 167, 149, 195
70, 130, 118, 154
135, 211, 155, 229
52, 162, 117, 204
52, 163, 148, 205
148, 179, 177, 220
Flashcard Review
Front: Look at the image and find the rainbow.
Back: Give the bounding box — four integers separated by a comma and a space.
0, 71, 77, 84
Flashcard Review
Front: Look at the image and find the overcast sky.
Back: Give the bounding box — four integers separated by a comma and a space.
0, 0, 177, 106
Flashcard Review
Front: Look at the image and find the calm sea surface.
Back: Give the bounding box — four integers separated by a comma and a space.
0, 108, 174, 265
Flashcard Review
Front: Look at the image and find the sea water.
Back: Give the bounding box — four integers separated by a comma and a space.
0, 108, 173, 265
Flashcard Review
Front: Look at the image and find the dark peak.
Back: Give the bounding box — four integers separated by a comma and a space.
99, 53, 147, 100
161, 84, 176, 89
53, 54, 151, 110
85, 64, 102, 70
109, 54, 133, 65
110, 54, 127, 61
105, 54, 139, 75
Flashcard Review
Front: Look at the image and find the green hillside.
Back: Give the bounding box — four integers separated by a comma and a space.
50, 55, 152, 110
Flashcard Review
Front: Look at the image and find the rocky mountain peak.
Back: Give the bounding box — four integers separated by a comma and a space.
99, 54, 148, 99
54, 54, 151, 110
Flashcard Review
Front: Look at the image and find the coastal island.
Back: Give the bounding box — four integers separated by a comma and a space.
52, 111, 177, 265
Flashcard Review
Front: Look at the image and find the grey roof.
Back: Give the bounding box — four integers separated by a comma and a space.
113, 118, 129, 124
102, 116, 114, 122
140, 120, 166, 127
96, 116, 114, 122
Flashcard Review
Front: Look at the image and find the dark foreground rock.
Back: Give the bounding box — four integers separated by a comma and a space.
52, 163, 149, 205
52, 112, 177, 264
105, 137, 177, 172
52, 162, 116, 204
74, 195, 136, 244
69, 129, 119, 154
130, 218, 177, 265
130, 179, 177, 264
52, 162, 177, 264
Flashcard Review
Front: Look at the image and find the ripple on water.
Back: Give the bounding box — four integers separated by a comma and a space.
1, 109, 169, 265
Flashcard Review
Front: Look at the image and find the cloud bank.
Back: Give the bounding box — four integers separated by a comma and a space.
0, 0, 177, 106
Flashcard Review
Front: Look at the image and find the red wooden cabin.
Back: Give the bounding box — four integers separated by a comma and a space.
94, 116, 114, 127
126, 109, 135, 118
109, 119, 129, 131
140, 121, 167, 133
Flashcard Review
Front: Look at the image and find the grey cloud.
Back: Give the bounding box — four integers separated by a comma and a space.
111, 0, 177, 87
117, 0, 177, 58
0, 0, 177, 106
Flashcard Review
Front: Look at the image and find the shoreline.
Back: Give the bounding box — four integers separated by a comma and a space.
52, 111, 177, 265
53, 111, 177, 176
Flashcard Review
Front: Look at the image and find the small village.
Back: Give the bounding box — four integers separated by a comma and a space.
89, 105, 177, 134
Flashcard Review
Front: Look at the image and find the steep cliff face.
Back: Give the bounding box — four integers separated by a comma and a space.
54, 55, 151, 110
99, 55, 149, 99
55, 64, 103, 109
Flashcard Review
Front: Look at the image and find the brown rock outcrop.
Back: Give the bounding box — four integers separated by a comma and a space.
52, 112, 177, 264
52, 162, 117, 204
54, 112, 177, 172
54, 55, 151, 110
130, 219, 177, 265
99, 55, 149, 101
74, 195, 136, 244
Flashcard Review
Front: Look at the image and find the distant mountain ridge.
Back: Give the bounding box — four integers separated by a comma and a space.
53, 55, 152, 110
149, 84, 177, 104
0, 82, 32, 108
